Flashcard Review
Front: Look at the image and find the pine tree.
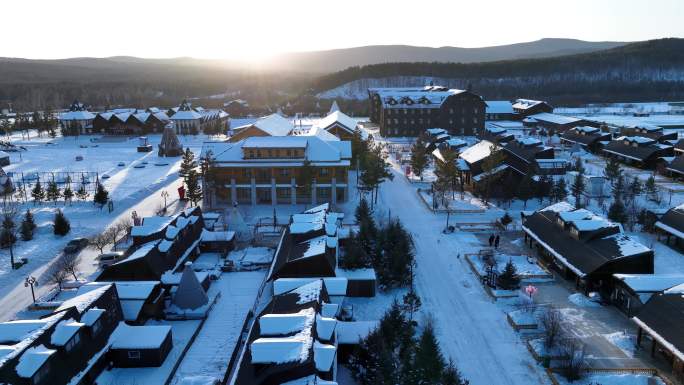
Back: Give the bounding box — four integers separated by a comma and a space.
342, 231, 371, 269
612, 174, 625, 201
413, 322, 446, 384
608, 199, 628, 224
75, 184, 88, 201
62, 185, 73, 204
355, 198, 378, 258
185, 169, 203, 206
516, 172, 534, 208
402, 289, 422, 322
434, 147, 459, 199
497, 259, 521, 290
53, 209, 71, 236
360, 144, 394, 207
410, 135, 429, 181
179, 147, 196, 179
1, 213, 17, 268
627, 176, 642, 201
442, 359, 469, 385
603, 157, 622, 184
31, 180, 45, 204
500, 212, 513, 229
644, 175, 659, 202
20, 209, 36, 241
571, 172, 585, 208
535, 174, 552, 204
554, 178, 568, 202
93, 183, 109, 207
574, 157, 585, 174
376, 219, 415, 288
46, 180, 60, 204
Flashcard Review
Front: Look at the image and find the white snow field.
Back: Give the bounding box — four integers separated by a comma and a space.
375, 167, 551, 385
0, 132, 214, 322
171, 271, 266, 385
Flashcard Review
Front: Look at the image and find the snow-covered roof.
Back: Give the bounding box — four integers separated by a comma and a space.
0, 314, 63, 368
120, 300, 145, 321
295, 236, 327, 260
614, 274, 684, 293
529, 112, 583, 125
314, 111, 357, 133
512, 99, 546, 110
426, 128, 447, 136
15, 345, 55, 378
56, 284, 112, 313
110, 322, 171, 349
606, 233, 652, 257
77, 281, 157, 300
201, 229, 235, 242
281, 375, 337, 385
291, 280, 323, 305
313, 341, 335, 371
208, 136, 350, 166
376, 88, 466, 109
171, 109, 203, 120
574, 126, 600, 134
50, 319, 84, 346
241, 114, 294, 136
113, 240, 160, 265
485, 100, 514, 114
540, 201, 575, 213
59, 110, 95, 121
259, 308, 316, 337
80, 308, 105, 327
273, 278, 347, 297
459, 140, 497, 164
251, 331, 312, 364
131, 216, 174, 237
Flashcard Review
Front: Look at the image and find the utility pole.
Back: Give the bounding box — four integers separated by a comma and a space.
25, 276, 37, 303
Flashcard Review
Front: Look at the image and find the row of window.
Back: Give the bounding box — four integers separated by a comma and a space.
384, 107, 480, 115
245, 148, 304, 159
242, 168, 332, 178
384, 117, 478, 125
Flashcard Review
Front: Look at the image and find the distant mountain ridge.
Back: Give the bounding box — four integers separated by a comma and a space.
263, 38, 627, 73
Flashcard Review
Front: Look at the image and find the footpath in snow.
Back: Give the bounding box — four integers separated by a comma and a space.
170, 271, 266, 385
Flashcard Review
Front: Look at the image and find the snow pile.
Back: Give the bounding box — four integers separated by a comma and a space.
281, 375, 337, 385
603, 331, 635, 358
568, 293, 601, 308
556, 373, 665, 385
15, 344, 56, 378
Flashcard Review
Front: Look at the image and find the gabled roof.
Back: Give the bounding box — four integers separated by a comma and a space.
633, 293, 684, 362
459, 140, 497, 164
314, 111, 357, 134
529, 112, 583, 125
485, 100, 514, 114
603, 137, 673, 162
655, 204, 684, 238
234, 113, 294, 136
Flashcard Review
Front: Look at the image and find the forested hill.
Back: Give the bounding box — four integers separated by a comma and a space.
313, 39, 684, 105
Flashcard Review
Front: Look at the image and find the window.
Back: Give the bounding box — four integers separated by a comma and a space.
128, 351, 141, 359
280, 169, 289, 177
320, 168, 329, 176
33, 362, 50, 384
92, 319, 102, 336
65, 332, 80, 353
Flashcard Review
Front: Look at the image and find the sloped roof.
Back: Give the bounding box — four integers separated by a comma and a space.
459, 140, 497, 164
314, 111, 357, 134
633, 293, 684, 362
485, 100, 514, 114
529, 112, 583, 125
234, 113, 294, 136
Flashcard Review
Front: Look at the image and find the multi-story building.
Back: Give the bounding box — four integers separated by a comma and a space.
368, 86, 486, 137
201, 136, 351, 206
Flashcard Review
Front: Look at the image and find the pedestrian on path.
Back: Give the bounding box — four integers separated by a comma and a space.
488, 234, 495, 247
494, 235, 500, 249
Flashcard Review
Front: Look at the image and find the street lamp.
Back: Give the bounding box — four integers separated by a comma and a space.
161, 190, 169, 213
25, 276, 37, 303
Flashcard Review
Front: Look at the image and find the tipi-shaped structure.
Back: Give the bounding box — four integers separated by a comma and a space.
172, 262, 209, 310
158, 125, 183, 157
228, 204, 252, 242
329, 100, 340, 114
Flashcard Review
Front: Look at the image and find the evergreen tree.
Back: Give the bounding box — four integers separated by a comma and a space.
355, 198, 378, 258
75, 184, 88, 201
608, 198, 628, 224
644, 175, 659, 202
402, 289, 422, 322
351, 128, 370, 167
62, 185, 73, 204
413, 322, 446, 384
179, 147, 196, 179
603, 157, 622, 184
627, 176, 642, 201
342, 231, 371, 269
53, 209, 71, 236
31, 180, 45, 204
571, 171, 585, 208
93, 182, 109, 207
434, 147, 459, 199
20, 209, 36, 241
497, 259, 521, 290
535, 174, 552, 204
574, 157, 585, 174
185, 169, 203, 206
46, 180, 60, 204
443, 359, 469, 385
500, 212, 513, 230
516, 172, 534, 208
410, 135, 429, 181
376, 219, 415, 288
360, 144, 394, 207
553, 178, 568, 202
1, 213, 17, 268
612, 174, 625, 201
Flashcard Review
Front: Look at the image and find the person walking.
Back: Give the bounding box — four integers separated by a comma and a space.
494, 234, 500, 249
488, 234, 495, 247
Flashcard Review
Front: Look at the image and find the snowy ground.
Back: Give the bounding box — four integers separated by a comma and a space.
554, 373, 665, 385
0, 132, 213, 322
171, 271, 266, 385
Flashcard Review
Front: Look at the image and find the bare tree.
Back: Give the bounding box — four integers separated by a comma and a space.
88, 232, 112, 254
540, 307, 563, 350
47, 260, 68, 291
61, 252, 81, 281
558, 338, 585, 381
110, 218, 132, 250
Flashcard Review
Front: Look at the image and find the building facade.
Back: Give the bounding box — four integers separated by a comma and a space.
368, 86, 486, 137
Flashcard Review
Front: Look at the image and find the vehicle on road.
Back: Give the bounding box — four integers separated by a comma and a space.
97, 251, 125, 268
64, 238, 89, 254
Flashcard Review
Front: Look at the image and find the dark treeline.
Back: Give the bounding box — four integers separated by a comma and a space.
311, 39, 684, 106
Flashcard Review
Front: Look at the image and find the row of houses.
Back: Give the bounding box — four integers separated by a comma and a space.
0, 207, 234, 385
59, 99, 229, 135
230, 203, 377, 384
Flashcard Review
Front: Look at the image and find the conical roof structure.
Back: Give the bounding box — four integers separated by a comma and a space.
329, 100, 340, 114
229, 205, 252, 242
158, 125, 183, 157
172, 262, 209, 310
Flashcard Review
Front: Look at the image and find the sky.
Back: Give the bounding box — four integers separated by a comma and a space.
2, 0, 682, 62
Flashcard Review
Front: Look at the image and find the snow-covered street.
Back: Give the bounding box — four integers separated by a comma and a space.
376, 167, 551, 385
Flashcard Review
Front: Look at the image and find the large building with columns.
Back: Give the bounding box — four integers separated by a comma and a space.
201, 135, 351, 206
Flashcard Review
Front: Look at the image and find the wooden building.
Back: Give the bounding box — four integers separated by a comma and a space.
310, 111, 357, 140
368, 86, 486, 137
201, 136, 351, 206
485, 100, 515, 121
524, 112, 587, 134
229, 114, 294, 142
619, 125, 678, 143
478, 125, 514, 144
511, 99, 553, 117
602, 136, 674, 169
522, 202, 654, 295
502, 137, 567, 177
108, 323, 173, 368
59, 100, 95, 134
223, 99, 251, 117
611, 274, 684, 316
169, 100, 229, 135
655, 204, 684, 250
560, 126, 612, 153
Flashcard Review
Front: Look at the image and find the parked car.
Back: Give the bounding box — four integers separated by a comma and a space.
117, 162, 125, 167
64, 238, 89, 254
97, 251, 125, 268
